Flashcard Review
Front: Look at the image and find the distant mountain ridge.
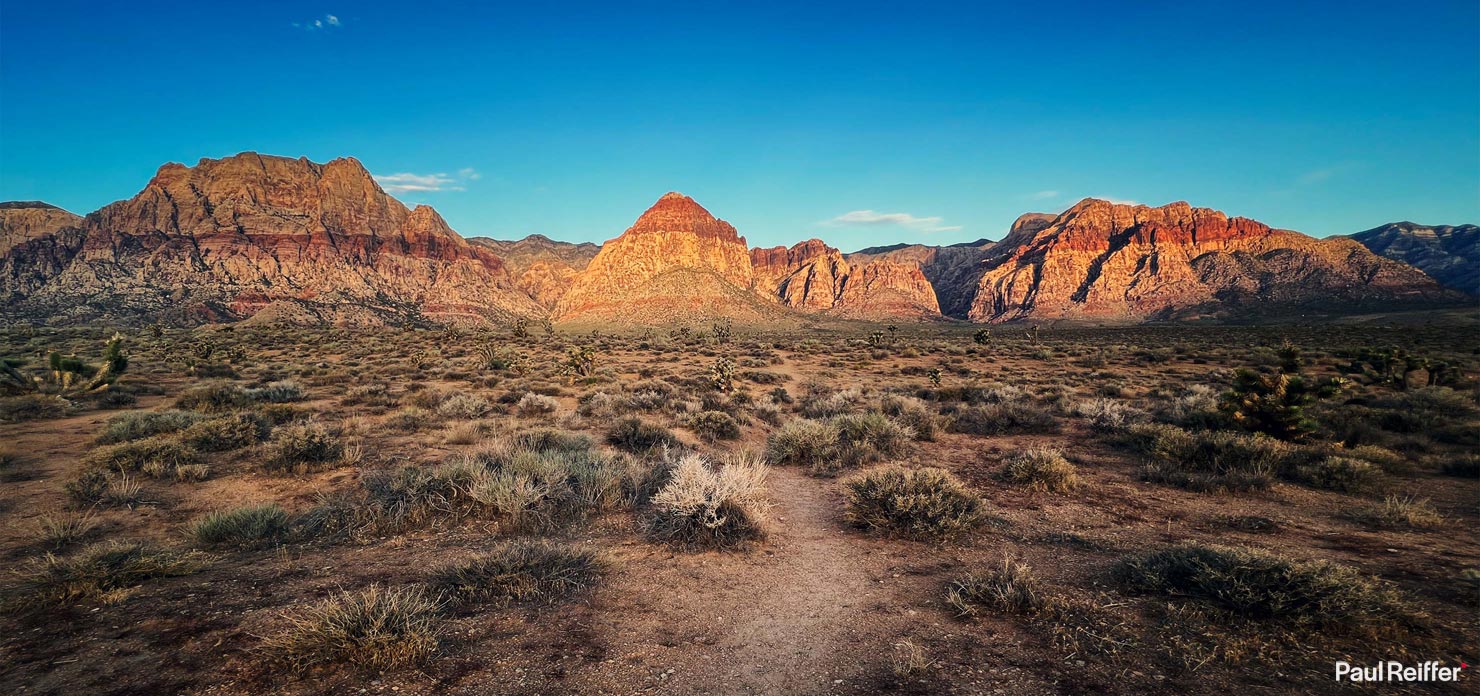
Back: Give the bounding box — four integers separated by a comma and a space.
1348, 222, 1479, 295
1, 151, 1470, 327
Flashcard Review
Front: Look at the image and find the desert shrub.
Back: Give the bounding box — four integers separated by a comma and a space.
95, 410, 203, 444
646, 451, 767, 550
245, 380, 305, 403
948, 402, 1059, 436
431, 540, 602, 606
576, 391, 623, 419
844, 466, 985, 541
1212, 515, 1281, 533
512, 428, 594, 453
1000, 448, 1079, 493
800, 387, 866, 419
0, 393, 72, 422
947, 555, 1049, 616
436, 392, 491, 419
259, 585, 441, 673
384, 406, 433, 432
1347, 495, 1444, 530
175, 383, 252, 412
765, 418, 839, 473
516, 393, 559, 417
605, 417, 679, 453
8, 540, 206, 608
1287, 456, 1379, 493
686, 410, 741, 442
37, 511, 99, 549
180, 412, 269, 452
832, 412, 914, 470
65, 469, 112, 506
263, 421, 343, 474
1126, 423, 1287, 493
1072, 398, 1147, 433
443, 420, 493, 445
1116, 544, 1408, 628
82, 436, 200, 479
190, 503, 292, 548
1160, 384, 1223, 429
880, 394, 940, 441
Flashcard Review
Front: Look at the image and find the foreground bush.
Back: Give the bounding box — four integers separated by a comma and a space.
605, 417, 679, 453
1116, 544, 1408, 628
190, 503, 292, 548
1126, 423, 1286, 493
82, 436, 200, 479
180, 412, 269, 452
1347, 495, 1444, 530
263, 421, 344, 474
686, 410, 741, 442
947, 555, 1049, 616
9, 540, 207, 608
259, 585, 441, 673
949, 402, 1059, 436
844, 466, 985, 541
95, 410, 203, 444
765, 418, 839, 473
647, 452, 767, 550
431, 540, 602, 606
1000, 448, 1079, 493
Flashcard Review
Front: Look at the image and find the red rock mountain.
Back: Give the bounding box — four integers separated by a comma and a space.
751, 239, 941, 317
962, 198, 1462, 322
470, 234, 601, 309
555, 193, 787, 325
3, 153, 541, 325
1, 202, 86, 300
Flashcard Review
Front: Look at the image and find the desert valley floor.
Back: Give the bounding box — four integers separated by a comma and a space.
1, 316, 1477, 695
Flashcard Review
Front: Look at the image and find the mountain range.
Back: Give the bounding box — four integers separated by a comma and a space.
1, 152, 1472, 327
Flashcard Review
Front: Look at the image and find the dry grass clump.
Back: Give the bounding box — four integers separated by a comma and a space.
36, 511, 99, 548
765, 418, 839, 473
180, 412, 269, 452
95, 410, 203, 444
174, 382, 252, 412
8, 540, 207, 608
686, 410, 741, 442
258, 585, 441, 673
1000, 448, 1080, 493
948, 401, 1060, 436
435, 392, 492, 419
844, 466, 985, 541
516, 393, 559, 417
880, 394, 940, 441
1286, 456, 1380, 493
430, 540, 602, 606
646, 451, 768, 550
263, 421, 344, 474
1116, 544, 1410, 629
1440, 454, 1479, 478
1071, 398, 1147, 433
1347, 495, 1444, 530
244, 380, 305, 403
605, 417, 680, 453
947, 555, 1050, 616
190, 503, 292, 548
82, 435, 200, 479
1126, 423, 1285, 493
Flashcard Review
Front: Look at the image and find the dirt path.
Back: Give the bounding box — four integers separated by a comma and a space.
586, 465, 901, 695
713, 466, 880, 693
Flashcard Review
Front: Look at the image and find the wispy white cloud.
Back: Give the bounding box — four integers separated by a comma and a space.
823, 210, 962, 233
1092, 196, 1140, 206
293, 14, 343, 30
1029, 190, 1060, 200
1296, 162, 1363, 186
374, 168, 479, 194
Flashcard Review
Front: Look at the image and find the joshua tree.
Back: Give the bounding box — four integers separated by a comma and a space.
709, 356, 737, 392
1220, 348, 1344, 441
928, 368, 943, 387
565, 345, 598, 377
972, 328, 991, 345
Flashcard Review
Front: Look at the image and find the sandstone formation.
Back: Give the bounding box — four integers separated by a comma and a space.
846, 238, 997, 317
471, 234, 600, 308
0, 202, 85, 300
963, 198, 1463, 323
1349, 222, 1479, 295
3, 153, 541, 325
752, 239, 941, 318
555, 193, 783, 325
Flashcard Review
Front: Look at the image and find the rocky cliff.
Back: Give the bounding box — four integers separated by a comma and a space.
3, 153, 541, 325
963, 198, 1462, 323
0, 202, 86, 300
471, 234, 600, 308
752, 239, 941, 318
1349, 222, 1478, 295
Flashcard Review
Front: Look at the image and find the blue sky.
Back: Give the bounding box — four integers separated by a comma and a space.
2, 1, 1476, 250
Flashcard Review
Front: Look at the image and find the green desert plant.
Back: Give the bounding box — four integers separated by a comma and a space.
190, 503, 293, 548
9, 540, 207, 608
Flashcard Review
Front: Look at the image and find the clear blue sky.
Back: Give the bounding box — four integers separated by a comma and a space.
2, 1, 1476, 250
